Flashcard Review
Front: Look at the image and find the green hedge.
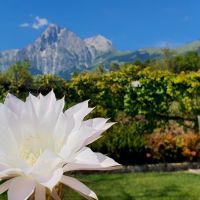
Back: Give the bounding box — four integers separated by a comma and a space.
90, 122, 146, 165
0, 63, 199, 164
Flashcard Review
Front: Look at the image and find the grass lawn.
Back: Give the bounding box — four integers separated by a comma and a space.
1, 171, 200, 199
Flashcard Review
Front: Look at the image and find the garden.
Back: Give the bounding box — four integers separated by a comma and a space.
0, 61, 200, 199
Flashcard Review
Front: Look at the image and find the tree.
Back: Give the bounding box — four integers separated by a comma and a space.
171, 51, 200, 73
109, 62, 120, 72
161, 48, 177, 70
96, 63, 105, 74
6, 60, 33, 87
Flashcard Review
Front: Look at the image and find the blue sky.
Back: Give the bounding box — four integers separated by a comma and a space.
0, 0, 200, 51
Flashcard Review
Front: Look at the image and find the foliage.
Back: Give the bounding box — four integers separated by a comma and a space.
124, 68, 200, 124
145, 130, 200, 163
5, 60, 33, 87
33, 74, 68, 98
144, 50, 200, 73
91, 122, 146, 164
0, 61, 200, 164
67, 65, 140, 119
170, 51, 200, 73
109, 61, 121, 72
124, 69, 173, 119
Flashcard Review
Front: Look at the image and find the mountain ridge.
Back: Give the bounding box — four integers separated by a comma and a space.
1, 24, 200, 78
0, 24, 116, 78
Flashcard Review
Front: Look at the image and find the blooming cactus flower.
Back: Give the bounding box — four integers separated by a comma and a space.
0, 91, 120, 200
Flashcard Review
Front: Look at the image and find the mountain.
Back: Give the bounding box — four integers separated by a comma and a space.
1, 24, 200, 78
84, 35, 113, 60
0, 24, 163, 78
0, 24, 117, 78
176, 40, 200, 54
0, 24, 95, 78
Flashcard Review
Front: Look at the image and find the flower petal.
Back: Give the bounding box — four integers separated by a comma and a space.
64, 147, 120, 172
59, 126, 95, 161
62, 121, 114, 161
82, 119, 115, 146
8, 177, 36, 200
26, 90, 56, 119
0, 168, 23, 180
65, 100, 94, 131
51, 188, 61, 200
82, 118, 109, 130
0, 179, 13, 195
0, 124, 18, 156
60, 175, 98, 200
39, 168, 63, 191
32, 149, 63, 175
19, 99, 56, 140
0, 104, 21, 144
0, 163, 9, 171
53, 112, 75, 151
23, 91, 64, 137
4, 93, 24, 114
35, 184, 45, 200
31, 151, 63, 191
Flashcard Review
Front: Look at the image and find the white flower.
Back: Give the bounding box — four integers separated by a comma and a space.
131, 81, 141, 88
0, 91, 120, 200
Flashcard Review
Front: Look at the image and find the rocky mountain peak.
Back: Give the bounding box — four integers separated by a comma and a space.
35, 24, 62, 48
84, 35, 113, 61
85, 34, 113, 53
0, 24, 114, 78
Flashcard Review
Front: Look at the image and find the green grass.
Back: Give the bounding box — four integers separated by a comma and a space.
1, 172, 200, 199
63, 172, 200, 200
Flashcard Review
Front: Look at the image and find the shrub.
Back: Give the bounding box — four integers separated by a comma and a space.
91, 122, 146, 165
145, 129, 200, 163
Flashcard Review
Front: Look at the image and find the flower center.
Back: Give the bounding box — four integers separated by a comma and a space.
20, 143, 42, 166
19, 135, 48, 166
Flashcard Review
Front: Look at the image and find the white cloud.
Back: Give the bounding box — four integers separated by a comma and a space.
20, 16, 49, 29
20, 22, 30, 28
32, 16, 48, 29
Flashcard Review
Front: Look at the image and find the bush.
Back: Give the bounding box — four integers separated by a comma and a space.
145, 130, 200, 163
1, 62, 200, 165
91, 122, 146, 165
